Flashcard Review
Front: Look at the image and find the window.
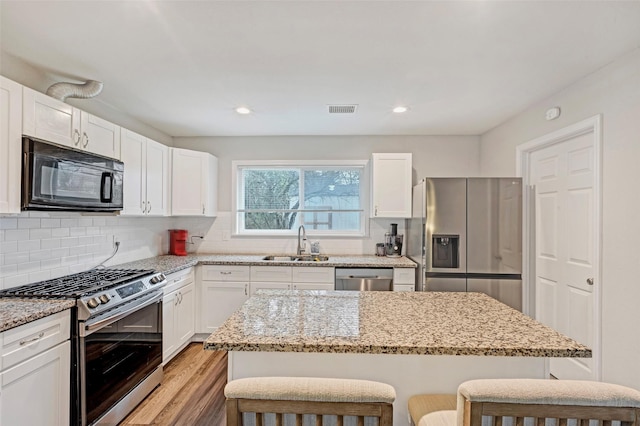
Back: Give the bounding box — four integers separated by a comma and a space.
234, 161, 367, 236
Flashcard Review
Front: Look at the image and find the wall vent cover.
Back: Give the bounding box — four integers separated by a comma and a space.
327, 104, 358, 114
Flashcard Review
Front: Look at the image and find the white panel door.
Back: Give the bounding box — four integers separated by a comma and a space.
22, 87, 80, 148
80, 112, 120, 159
171, 148, 206, 216
0, 76, 22, 214
121, 129, 146, 215
529, 130, 597, 380
145, 139, 169, 216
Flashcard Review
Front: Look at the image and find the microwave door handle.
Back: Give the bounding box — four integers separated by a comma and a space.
100, 172, 113, 203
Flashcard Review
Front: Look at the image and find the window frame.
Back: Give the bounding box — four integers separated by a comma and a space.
232, 160, 369, 237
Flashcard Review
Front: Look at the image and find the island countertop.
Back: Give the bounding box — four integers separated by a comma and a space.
204, 290, 591, 358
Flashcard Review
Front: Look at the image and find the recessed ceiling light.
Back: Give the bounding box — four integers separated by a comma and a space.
235, 106, 251, 114
393, 106, 408, 113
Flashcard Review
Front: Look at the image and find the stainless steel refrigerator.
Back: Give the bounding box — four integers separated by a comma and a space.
407, 178, 523, 311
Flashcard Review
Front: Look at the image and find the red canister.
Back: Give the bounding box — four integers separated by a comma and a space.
169, 229, 188, 256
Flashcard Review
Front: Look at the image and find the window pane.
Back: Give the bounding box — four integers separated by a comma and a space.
243, 169, 300, 230
303, 169, 361, 231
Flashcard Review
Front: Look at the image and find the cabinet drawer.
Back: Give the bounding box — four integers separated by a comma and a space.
393, 284, 415, 292
393, 268, 415, 285
250, 266, 292, 282
163, 268, 194, 294
201, 265, 250, 282
292, 267, 334, 283
0, 310, 70, 371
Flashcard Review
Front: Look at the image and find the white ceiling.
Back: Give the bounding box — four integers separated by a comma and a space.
1, 1, 640, 137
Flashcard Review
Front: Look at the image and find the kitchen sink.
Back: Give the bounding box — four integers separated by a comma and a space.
262, 255, 330, 262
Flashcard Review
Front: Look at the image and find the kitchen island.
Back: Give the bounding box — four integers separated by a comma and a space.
205, 290, 590, 424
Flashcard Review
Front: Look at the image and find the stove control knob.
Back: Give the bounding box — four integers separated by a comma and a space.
99, 294, 110, 304
150, 274, 166, 285
87, 298, 100, 309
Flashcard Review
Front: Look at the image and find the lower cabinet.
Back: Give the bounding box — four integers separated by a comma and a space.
162, 268, 195, 364
0, 311, 71, 426
197, 265, 335, 333
393, 268, 416, 291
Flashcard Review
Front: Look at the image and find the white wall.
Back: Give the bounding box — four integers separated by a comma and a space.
0, 52, 173, 145
478, 48, 640, 389
173, 135, 480, 255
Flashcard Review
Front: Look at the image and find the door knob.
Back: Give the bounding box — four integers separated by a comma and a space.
586, 278, 594, 286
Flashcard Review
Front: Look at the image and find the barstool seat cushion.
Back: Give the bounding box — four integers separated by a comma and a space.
417, 410, 456, 426
224, 376, 396, 404
459, 379, 640, 407
408, 394, 457, 425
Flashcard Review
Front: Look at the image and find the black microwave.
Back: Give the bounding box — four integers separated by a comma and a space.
22, 136, 124, 212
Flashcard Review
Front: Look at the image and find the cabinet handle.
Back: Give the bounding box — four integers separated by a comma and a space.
19, 332, 45, 346
244, 284, 248, 296
73, 129, 81, 146
142, 201, 146, 213
220, 271, 232, 275
82, 132, 89, 148
202, 204, 205, 215
587, 278, 594, 286
148, 201, 151, 213
374, 206, 378, 216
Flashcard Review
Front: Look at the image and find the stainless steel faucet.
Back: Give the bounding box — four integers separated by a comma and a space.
297, 225, 307, 255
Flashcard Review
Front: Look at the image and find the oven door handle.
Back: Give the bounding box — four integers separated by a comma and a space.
83, 291, 163, 335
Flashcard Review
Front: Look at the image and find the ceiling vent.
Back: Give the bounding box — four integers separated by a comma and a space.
327, 104, 358, 114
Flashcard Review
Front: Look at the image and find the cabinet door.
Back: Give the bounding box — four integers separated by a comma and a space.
120, 129, 146, 216
371, 153, 412, 218
145, 139, 169, 216
0, 76, 22, 214
171, 148, 206, 216
22, 87, 80, 148
0, 341, 70, 426
175, 282, 195, 346
200, 281, 249, 333
80, 111, 120, 159
162, 290, 177, 363
250, 282, 291, 296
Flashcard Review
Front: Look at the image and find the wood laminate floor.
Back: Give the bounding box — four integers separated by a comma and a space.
120, 344, 228, 426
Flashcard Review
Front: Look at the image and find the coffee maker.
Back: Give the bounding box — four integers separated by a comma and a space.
385, 223, 403, 257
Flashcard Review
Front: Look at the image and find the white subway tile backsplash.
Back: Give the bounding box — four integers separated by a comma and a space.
3, 273, 29, 289
18, 218, 41, 229
51, 227, 70, 238
78, 218, 93, 227
41, 218, 62, 228
0, 218, 18, 229
61, 255, 79, 266
86, 227, 100, 235
69, 227, 86, 236
41, 258, 62, 270
18, 240, 41, 252
92, 217, 106, 226
30, 228, 53, 239
60, 237, 79, 248
17, 261, 40, 274
4, 229, 30, 241
60, 218, 78, 228
0, 241, 18, 254
50, 266, 70, 279
29, 270, 51, 283
40, 238, 62, 250
30, 249, 52, 261
0, 264, 18, 277
4, 252, 30, 265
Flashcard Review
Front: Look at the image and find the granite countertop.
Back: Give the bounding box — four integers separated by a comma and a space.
114, 254, 417, 276
0, 299, 75, 333
204, 290, 592, 358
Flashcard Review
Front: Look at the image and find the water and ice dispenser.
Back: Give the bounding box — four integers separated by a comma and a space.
432, 234, 459, 268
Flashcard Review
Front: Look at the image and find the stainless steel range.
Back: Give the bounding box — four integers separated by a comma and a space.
0, 268, 167, 426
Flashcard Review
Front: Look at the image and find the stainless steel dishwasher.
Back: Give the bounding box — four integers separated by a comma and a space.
335, 268, 394, 291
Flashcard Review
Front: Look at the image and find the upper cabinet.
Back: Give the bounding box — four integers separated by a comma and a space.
22, 87, 120, 159
121, 129, 169, 216
170, 148, 218, 217
0, 76, 23, 214
371, 153, 412, 218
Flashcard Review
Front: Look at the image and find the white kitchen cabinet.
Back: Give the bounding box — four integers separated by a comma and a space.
23, 87, 120, 159
292, 267, 335, 291
0, 311, 71, 426
250, 281, 291, 295
198, 265, 250, 334
162, 269, 195, 364
0, 76, 22, 214
121, 129, 169, 216
171, 147, 218, 216
371, 153, 412, 218
393, 267, 416, 291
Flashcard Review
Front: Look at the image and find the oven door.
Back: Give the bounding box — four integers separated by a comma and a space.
22, 136, 124, 212
79, 292, 162, 426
